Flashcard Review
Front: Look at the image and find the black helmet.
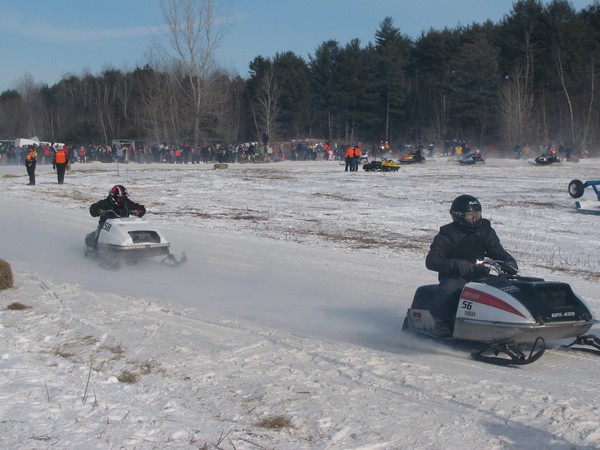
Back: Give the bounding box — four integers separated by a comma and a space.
109, 184, 128, 207
450, 194, 482, 229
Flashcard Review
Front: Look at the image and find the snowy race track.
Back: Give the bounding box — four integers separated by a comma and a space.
1, 156, 600, 449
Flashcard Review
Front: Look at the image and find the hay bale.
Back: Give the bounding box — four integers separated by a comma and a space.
213, 163, 229, 169
0, 259, 14, 290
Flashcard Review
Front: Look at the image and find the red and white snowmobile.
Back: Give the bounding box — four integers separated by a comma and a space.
403, 259, 599, 365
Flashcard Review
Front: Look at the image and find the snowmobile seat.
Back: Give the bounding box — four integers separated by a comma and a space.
412, 284, 438, 310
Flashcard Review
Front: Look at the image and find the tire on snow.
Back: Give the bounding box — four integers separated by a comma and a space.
568, 179, 585, 198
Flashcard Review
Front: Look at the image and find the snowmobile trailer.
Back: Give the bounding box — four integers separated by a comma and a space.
568, 179, 600, 216
403, 259, 599, 365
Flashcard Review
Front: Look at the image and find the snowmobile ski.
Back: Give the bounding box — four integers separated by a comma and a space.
471, 338, 546, 366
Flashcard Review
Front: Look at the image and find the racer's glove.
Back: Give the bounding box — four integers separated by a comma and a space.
132, 209, 142, 217
473, 263, 490, 276
52, 164, 56, 170
452, 259, 475, 277
501, 260, 519, 275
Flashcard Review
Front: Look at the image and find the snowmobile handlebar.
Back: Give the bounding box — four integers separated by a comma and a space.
102, 209, 120, 218
101, 209, 143, 219
476, 258, 518, 277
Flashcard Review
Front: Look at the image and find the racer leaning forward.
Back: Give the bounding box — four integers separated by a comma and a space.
86, 185, 146, 250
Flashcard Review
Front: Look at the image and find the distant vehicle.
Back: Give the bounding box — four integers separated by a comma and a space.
533, 153, 560, 165
399, 151, 425, 164
13, 137, 65, 149
363, 158, 401, 172
458, 152, 485, 165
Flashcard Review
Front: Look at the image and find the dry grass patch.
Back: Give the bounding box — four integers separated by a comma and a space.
6, 302, 30, 310
257, 415, 295, 430
117, 370, 139, 384
116, 361, 162, 384
0, 258, 14, 290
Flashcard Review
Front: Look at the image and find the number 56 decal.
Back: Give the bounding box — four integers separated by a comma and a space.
461, 300, 473, 310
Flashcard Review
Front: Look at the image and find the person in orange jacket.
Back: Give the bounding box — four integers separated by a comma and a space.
25, 146, 38, 185
344, 145, 354, 172
53, 145, 70, 184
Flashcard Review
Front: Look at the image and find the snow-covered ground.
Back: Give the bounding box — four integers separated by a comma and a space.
1, 154, 600, 449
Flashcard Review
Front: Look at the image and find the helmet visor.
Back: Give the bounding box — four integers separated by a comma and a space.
464, 210, 481, 224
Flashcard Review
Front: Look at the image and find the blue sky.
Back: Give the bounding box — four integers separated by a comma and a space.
0, 0, 596, 93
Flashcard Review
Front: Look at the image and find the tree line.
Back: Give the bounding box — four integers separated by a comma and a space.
1, 0, 599, 156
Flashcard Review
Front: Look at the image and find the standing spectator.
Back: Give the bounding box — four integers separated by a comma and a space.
115, 145, 124, 162
565, 146, 572, 161
514, 144, 523, 160
344, 145, 354, 172
25, 146, 37, 185
53, 145, 69, 184
42, 144, 52, 164
201, 144, 210, 163
352, 145, 362, 171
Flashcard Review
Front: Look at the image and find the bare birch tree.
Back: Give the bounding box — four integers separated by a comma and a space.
497, 68, 533, 145
15, 74, 45, 138
159, 0, 232, 144
251, 68, 280, 142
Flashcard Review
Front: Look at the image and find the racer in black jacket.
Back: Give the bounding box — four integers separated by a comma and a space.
86, 185, 146, 249
425, 194, 517, 337
90, 184, 146, 221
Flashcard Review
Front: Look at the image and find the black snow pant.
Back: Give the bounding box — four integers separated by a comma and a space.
430, 275, 467, 322
26, 163, 36, 185
56, 163, 67, 184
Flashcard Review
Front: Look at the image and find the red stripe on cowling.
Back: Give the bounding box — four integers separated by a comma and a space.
461, 287, 526, 318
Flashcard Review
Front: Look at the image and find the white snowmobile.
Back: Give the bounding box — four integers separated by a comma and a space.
403, 259, 599, 365
85, 212, 186, 269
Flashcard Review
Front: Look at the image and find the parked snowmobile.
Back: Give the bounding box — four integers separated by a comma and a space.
363, 158, 401, 172
403, 259, 599, 365
399, 150, 426, 164
533, 152, 560, 165
568, 179, 600, 215
85, 212, 186, 269
458, 152, 485, 165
